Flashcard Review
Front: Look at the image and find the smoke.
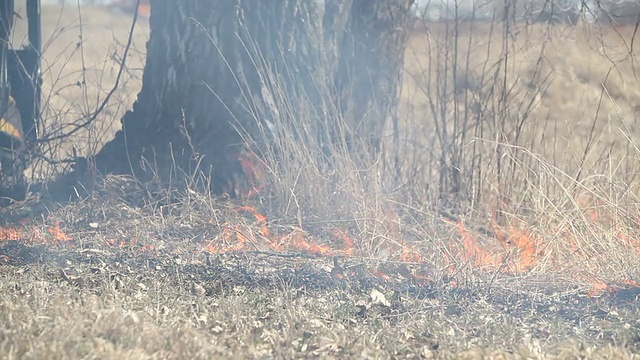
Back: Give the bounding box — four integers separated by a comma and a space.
412, 0, 640, 24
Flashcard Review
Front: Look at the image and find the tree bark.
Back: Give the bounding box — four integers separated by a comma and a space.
82, 0, 414, 195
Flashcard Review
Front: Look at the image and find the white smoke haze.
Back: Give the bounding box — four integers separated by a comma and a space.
41, 0, 640, 25
411, 0, 640, 24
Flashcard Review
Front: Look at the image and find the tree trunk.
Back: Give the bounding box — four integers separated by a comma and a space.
81, 0, 414, 195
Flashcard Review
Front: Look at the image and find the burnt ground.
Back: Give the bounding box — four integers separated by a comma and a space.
0, 178, 640, 359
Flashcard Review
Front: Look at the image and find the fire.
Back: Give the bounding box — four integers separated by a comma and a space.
372, 268, 391, 281
449, 218, 542, 275
235, 206, 269, 237
48, 221, 72, 243
0, 217, 162, 257
0, 226, 23, 241
236, 150, 266, 199
399, 242, 424, 264
0, 221, 72, 245
2, 148, 636, 298
209, 223, 254, 253
211, 150, 361, 257
442, 194, 640, 297
493, 223, 537, 273
205, 205, 356, 257
587, 279, 610, 297
584, 278, 640, 298
278, 229, 332, 256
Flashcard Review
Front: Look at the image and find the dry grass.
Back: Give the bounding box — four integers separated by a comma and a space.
397, 20, 640, 284
402, 21, 640, 175
3, 183, 640, 359
2, 4, 640, 359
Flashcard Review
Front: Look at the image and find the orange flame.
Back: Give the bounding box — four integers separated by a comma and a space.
451, 219, 540, 274
0, 227, 23, 241
48, 221, 72, 243
0, 221, 72, 245
329, 228, 355, 256
237, 150, 266, 199
190, 154, 640, 290
587, 279, 610, 297
205, 206, 356, 257
583, 278, 640, 298
499, 224, 537, 273
206, 224, 252, 253
399, 242, 424, 263
234, 206, 269, 237
456, 221, 501, 269
372, 267, 391, 281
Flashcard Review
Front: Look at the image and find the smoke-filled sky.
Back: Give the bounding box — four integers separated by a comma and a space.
39, 0, 636, 22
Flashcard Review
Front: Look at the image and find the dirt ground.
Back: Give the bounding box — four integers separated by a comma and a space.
2, 4, 640, 360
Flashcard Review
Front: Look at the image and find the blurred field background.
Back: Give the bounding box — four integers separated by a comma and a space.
12, 2, 149, 180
